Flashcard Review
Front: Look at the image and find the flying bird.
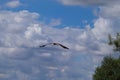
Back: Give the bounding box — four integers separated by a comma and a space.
39, 43, 69, 49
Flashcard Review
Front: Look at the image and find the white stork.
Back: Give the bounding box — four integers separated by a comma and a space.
39, 43, 69, 49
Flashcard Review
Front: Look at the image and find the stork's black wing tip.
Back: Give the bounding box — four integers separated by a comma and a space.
39, 45, 46, 47
66, 47, 69, 49
58, 44, 69, 49
63, 47, 69, 49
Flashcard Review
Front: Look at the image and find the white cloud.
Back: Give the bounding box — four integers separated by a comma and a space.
91, 1, 120, 41
92, 17, 112, 40
25, 24, 42, 39
58, 0, 120, 42
99, 4, 120, 19
98, 4, 120, 34
58, 0, 120, 35
0, 9, 117, 80
0, 10, 48, 47
5, 0, 21, 8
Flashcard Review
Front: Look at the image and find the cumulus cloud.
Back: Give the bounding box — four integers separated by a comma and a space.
92, 17, 113, 40
99, 4, 120, 19
0, 0, 119, 80
95, 2, 120, 38
25, 24, 42, 39
0, 9, 117, 80
58, 0, 120, 41
0, 10, 49, 47
5, 0, 21, 8
58, 0, 120, 33
99, 4, 120, 34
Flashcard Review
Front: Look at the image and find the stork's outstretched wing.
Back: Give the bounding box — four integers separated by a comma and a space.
56, 43, 69, 49
39, 43, 69, 49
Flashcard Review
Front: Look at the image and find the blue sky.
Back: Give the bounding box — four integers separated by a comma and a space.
23, 0, 96, 28
0, 0, 120, 80
2, 0, 97, 28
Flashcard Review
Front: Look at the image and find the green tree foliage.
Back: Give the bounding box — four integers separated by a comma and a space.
93, 56, 120, 80
93, 33, 120, 80
108, 33, 120, 52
